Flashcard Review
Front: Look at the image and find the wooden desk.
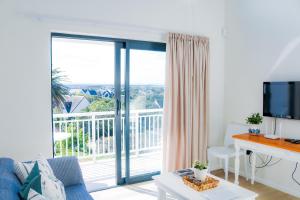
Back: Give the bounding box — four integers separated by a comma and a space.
233, 133, 300, 185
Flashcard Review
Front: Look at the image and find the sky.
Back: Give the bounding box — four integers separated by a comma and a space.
52, 38, 166, 85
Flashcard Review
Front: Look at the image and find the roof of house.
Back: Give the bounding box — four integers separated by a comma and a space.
88, 89, 97, 95
64, 95, 90, 113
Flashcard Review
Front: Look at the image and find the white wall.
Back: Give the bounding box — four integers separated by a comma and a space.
0, 0, 225, 161
225, 0, 300, 197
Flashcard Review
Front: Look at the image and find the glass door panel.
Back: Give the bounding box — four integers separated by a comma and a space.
121, 48, 127, 180
51, 36, 120, 190
127, 48, 166, 178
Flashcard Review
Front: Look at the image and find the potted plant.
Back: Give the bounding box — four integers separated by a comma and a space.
193, 161, 208, 181
246, 113, 263, 135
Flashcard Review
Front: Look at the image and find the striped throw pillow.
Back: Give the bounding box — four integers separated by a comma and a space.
14, 154, 55, 184
14, 162, 34, 184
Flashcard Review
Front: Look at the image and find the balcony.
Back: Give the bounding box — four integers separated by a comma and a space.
53, 109, 163, 190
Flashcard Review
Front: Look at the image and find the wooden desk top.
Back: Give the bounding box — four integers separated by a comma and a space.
233, 133, 300, 153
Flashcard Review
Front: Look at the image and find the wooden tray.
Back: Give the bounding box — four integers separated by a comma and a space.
182, 175, 219, 192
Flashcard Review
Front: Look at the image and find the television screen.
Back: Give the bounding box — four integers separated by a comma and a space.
263, 82, 300, 119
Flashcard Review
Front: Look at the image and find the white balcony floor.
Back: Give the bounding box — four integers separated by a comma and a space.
80, 152, 162, 192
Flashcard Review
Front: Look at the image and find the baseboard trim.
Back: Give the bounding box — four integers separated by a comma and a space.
228, 167, 300, 198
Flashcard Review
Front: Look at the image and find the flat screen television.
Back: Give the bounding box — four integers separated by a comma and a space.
263, 82, 300, 119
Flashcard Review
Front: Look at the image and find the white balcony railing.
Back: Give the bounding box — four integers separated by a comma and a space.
53, 109, 163, 161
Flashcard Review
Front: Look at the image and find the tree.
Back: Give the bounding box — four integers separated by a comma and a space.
52, 68, 69, 108
83, 99, 115, 112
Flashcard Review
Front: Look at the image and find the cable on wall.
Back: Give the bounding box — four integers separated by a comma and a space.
292, 162, 300, 186
248, 152, 281, 168
248, 153, 299, 186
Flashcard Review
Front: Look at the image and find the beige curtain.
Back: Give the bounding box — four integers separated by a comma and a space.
163, 33, 209, 172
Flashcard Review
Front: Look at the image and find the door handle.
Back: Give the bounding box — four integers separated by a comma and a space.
116, 99, 121, 115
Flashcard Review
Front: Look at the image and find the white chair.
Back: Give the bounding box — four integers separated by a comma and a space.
207, 122, 249, 181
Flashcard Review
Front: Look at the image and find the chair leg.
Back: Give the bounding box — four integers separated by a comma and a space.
251, 152, 256, 184
207, 155, 211, 173
224, 157, 229, 181
243, 153, 249, 181
219, 159, 223, 171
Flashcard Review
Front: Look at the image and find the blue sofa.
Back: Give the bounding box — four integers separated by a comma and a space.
0, 156, 93, 200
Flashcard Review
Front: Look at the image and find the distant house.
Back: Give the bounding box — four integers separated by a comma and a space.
82, 89, 88, 94
80, 89, 98, 96
63, 95, 90, 113
70, 88, 115, 98
86, 89, 97, 96
102, 90, 114, 98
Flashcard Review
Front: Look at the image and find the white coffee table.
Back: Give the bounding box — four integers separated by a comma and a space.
153, 173, 257, 200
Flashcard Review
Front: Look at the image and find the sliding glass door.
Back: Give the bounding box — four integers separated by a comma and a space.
51, 33, 166, 189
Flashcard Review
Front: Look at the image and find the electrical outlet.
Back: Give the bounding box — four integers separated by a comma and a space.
246, 150, 252, 155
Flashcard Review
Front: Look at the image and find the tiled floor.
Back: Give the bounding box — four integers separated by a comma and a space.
91, 181, 160, 200
80, 152, 162, 191
90, 170, 299, 200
